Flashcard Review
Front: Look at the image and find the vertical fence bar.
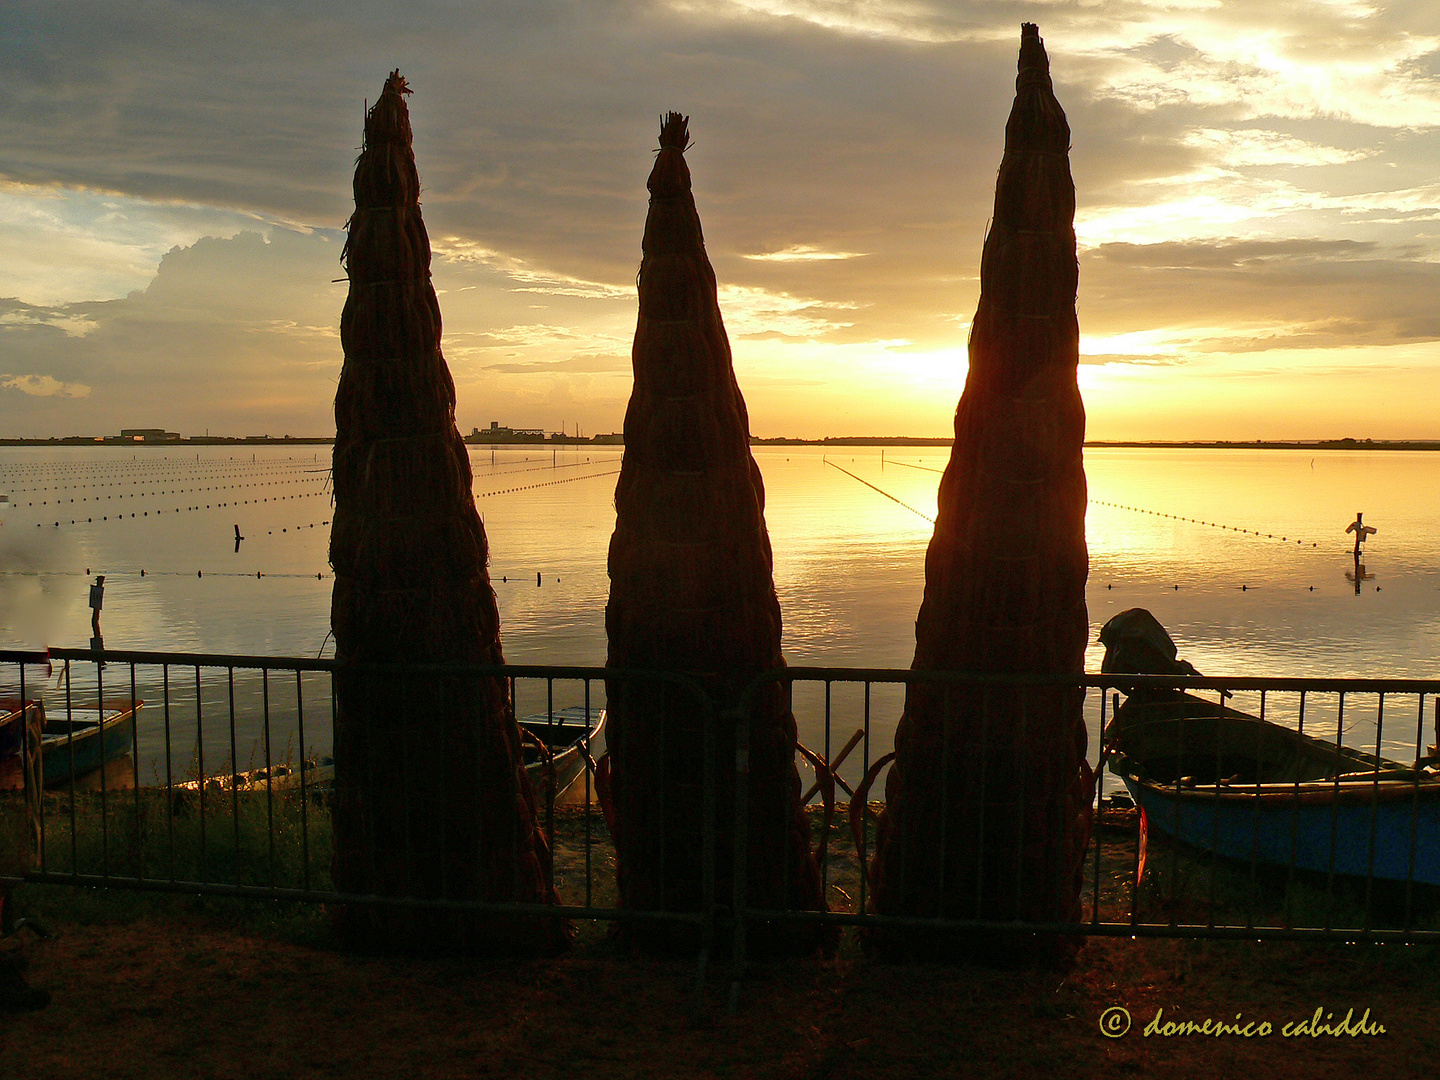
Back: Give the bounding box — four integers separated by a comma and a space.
583, 678, 594, 913
656, 676, 666, 915
129, 661, 142, 879
1011, 688, 1030, 920
1206, 687, 1223, 929
1327, 691, 1345, 929
64, 661, 76, 878
822, 680, 832, 907
399, 664, 415, 903
1248, 688, 1266, 930
20, 661, 40, 879
196, 666, 206, 881
971, 683, 988, 918
860, 680, 874, 917
295, 670, 310, 893
1167, 681, 1182, 929
1364, 692, 1385, 929
1091, 685, 1106, 927
163, 665, 174, 884
1404, 694, 1426, 930
97, 657, 109, 880
781, 678, 794, 910
1282, 690, 1304, 931
544, 678, 555, 892
228, 666, 240, 880
262, 668, 275, 890
18, 664, 34, 877
1120, 693, 1142, 932
728, 687, 753, 1015
699, 674, 715, 983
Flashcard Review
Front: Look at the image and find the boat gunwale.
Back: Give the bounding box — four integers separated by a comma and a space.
1112, 756, 1440, 806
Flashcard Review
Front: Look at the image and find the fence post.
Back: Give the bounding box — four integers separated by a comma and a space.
726, 690, 751, 1015
698, 675, 717, 999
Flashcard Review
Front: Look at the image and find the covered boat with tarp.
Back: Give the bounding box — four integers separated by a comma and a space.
1101, 608, 1440, 887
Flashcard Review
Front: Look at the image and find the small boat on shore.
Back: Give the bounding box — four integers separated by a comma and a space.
1101, 609, 1440, 888
0, 699, 43, 792
519, 706, 605, 807
39, 700, 143, 788
174, 706, 604, 806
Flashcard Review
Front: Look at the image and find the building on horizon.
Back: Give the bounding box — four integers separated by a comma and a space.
118, 428, 182, 443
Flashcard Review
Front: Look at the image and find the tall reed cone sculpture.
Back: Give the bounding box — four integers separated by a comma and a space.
603, 113, 824, 953
330, 71, 566, 955
868, 25, 1092, 964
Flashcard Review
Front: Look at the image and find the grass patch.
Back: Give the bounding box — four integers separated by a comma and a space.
8, 794, 1440, 953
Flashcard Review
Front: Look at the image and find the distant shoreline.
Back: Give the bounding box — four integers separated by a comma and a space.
1, 435, 1438, 451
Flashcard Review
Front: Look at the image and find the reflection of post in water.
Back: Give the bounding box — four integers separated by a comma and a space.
1344, 512, 1378, 595
1346, 554, 1374, 595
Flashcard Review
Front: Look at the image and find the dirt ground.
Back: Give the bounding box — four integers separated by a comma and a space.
3, 913, 1439, 1080
5, 805, 1440, 1077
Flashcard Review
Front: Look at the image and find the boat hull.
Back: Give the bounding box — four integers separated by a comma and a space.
173, 707, 605, 805
41, 703, 140, 788
0, 700, 42, 793
1108, 690, 1440, 888
1121, 774, 1440, 887
520, 707, 605, 807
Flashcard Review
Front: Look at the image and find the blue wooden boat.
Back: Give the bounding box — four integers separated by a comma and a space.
1101, 609, 1440, 888
40, 700, 142, 788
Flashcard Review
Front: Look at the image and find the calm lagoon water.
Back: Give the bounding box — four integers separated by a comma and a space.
1, 444, 1437, 784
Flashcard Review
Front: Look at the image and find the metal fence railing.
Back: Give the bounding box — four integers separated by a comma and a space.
5, 647, 1440, 980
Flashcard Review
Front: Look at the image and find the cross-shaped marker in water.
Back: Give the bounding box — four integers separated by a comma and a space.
1346, 512, 1377, 557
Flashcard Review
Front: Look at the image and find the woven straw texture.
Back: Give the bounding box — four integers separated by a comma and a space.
603, 114, 824, 953
329, 72, 566, 955
868, 26, 1093, 963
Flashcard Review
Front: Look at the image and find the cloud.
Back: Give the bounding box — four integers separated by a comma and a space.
0, 227, 345, 434
0, 1, 1438, 438
742, 244, 868, 262
484, 354, 630, 374
0, 373, 91, 397
1180, 128, 1372, 167
1092, 238, 1383, 268
1080, 238, 1440, 352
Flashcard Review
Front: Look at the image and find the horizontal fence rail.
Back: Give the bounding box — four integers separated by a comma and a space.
4, 647, 1440, 972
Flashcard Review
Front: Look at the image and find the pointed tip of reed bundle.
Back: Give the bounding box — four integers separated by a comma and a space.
361, 70, 415, 156
1018, 23, 1049, 77
658, 112, 691, 152
384, 69, 412, 98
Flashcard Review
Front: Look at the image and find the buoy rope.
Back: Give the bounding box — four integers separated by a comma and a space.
482, 458, 618, 479
475, 469, 620, 498
885, 459, 944, 474
1091, 499, 1318, 548
825, 459, 935, 524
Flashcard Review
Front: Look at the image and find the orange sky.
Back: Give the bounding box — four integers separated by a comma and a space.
0, 2, 1438, 440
